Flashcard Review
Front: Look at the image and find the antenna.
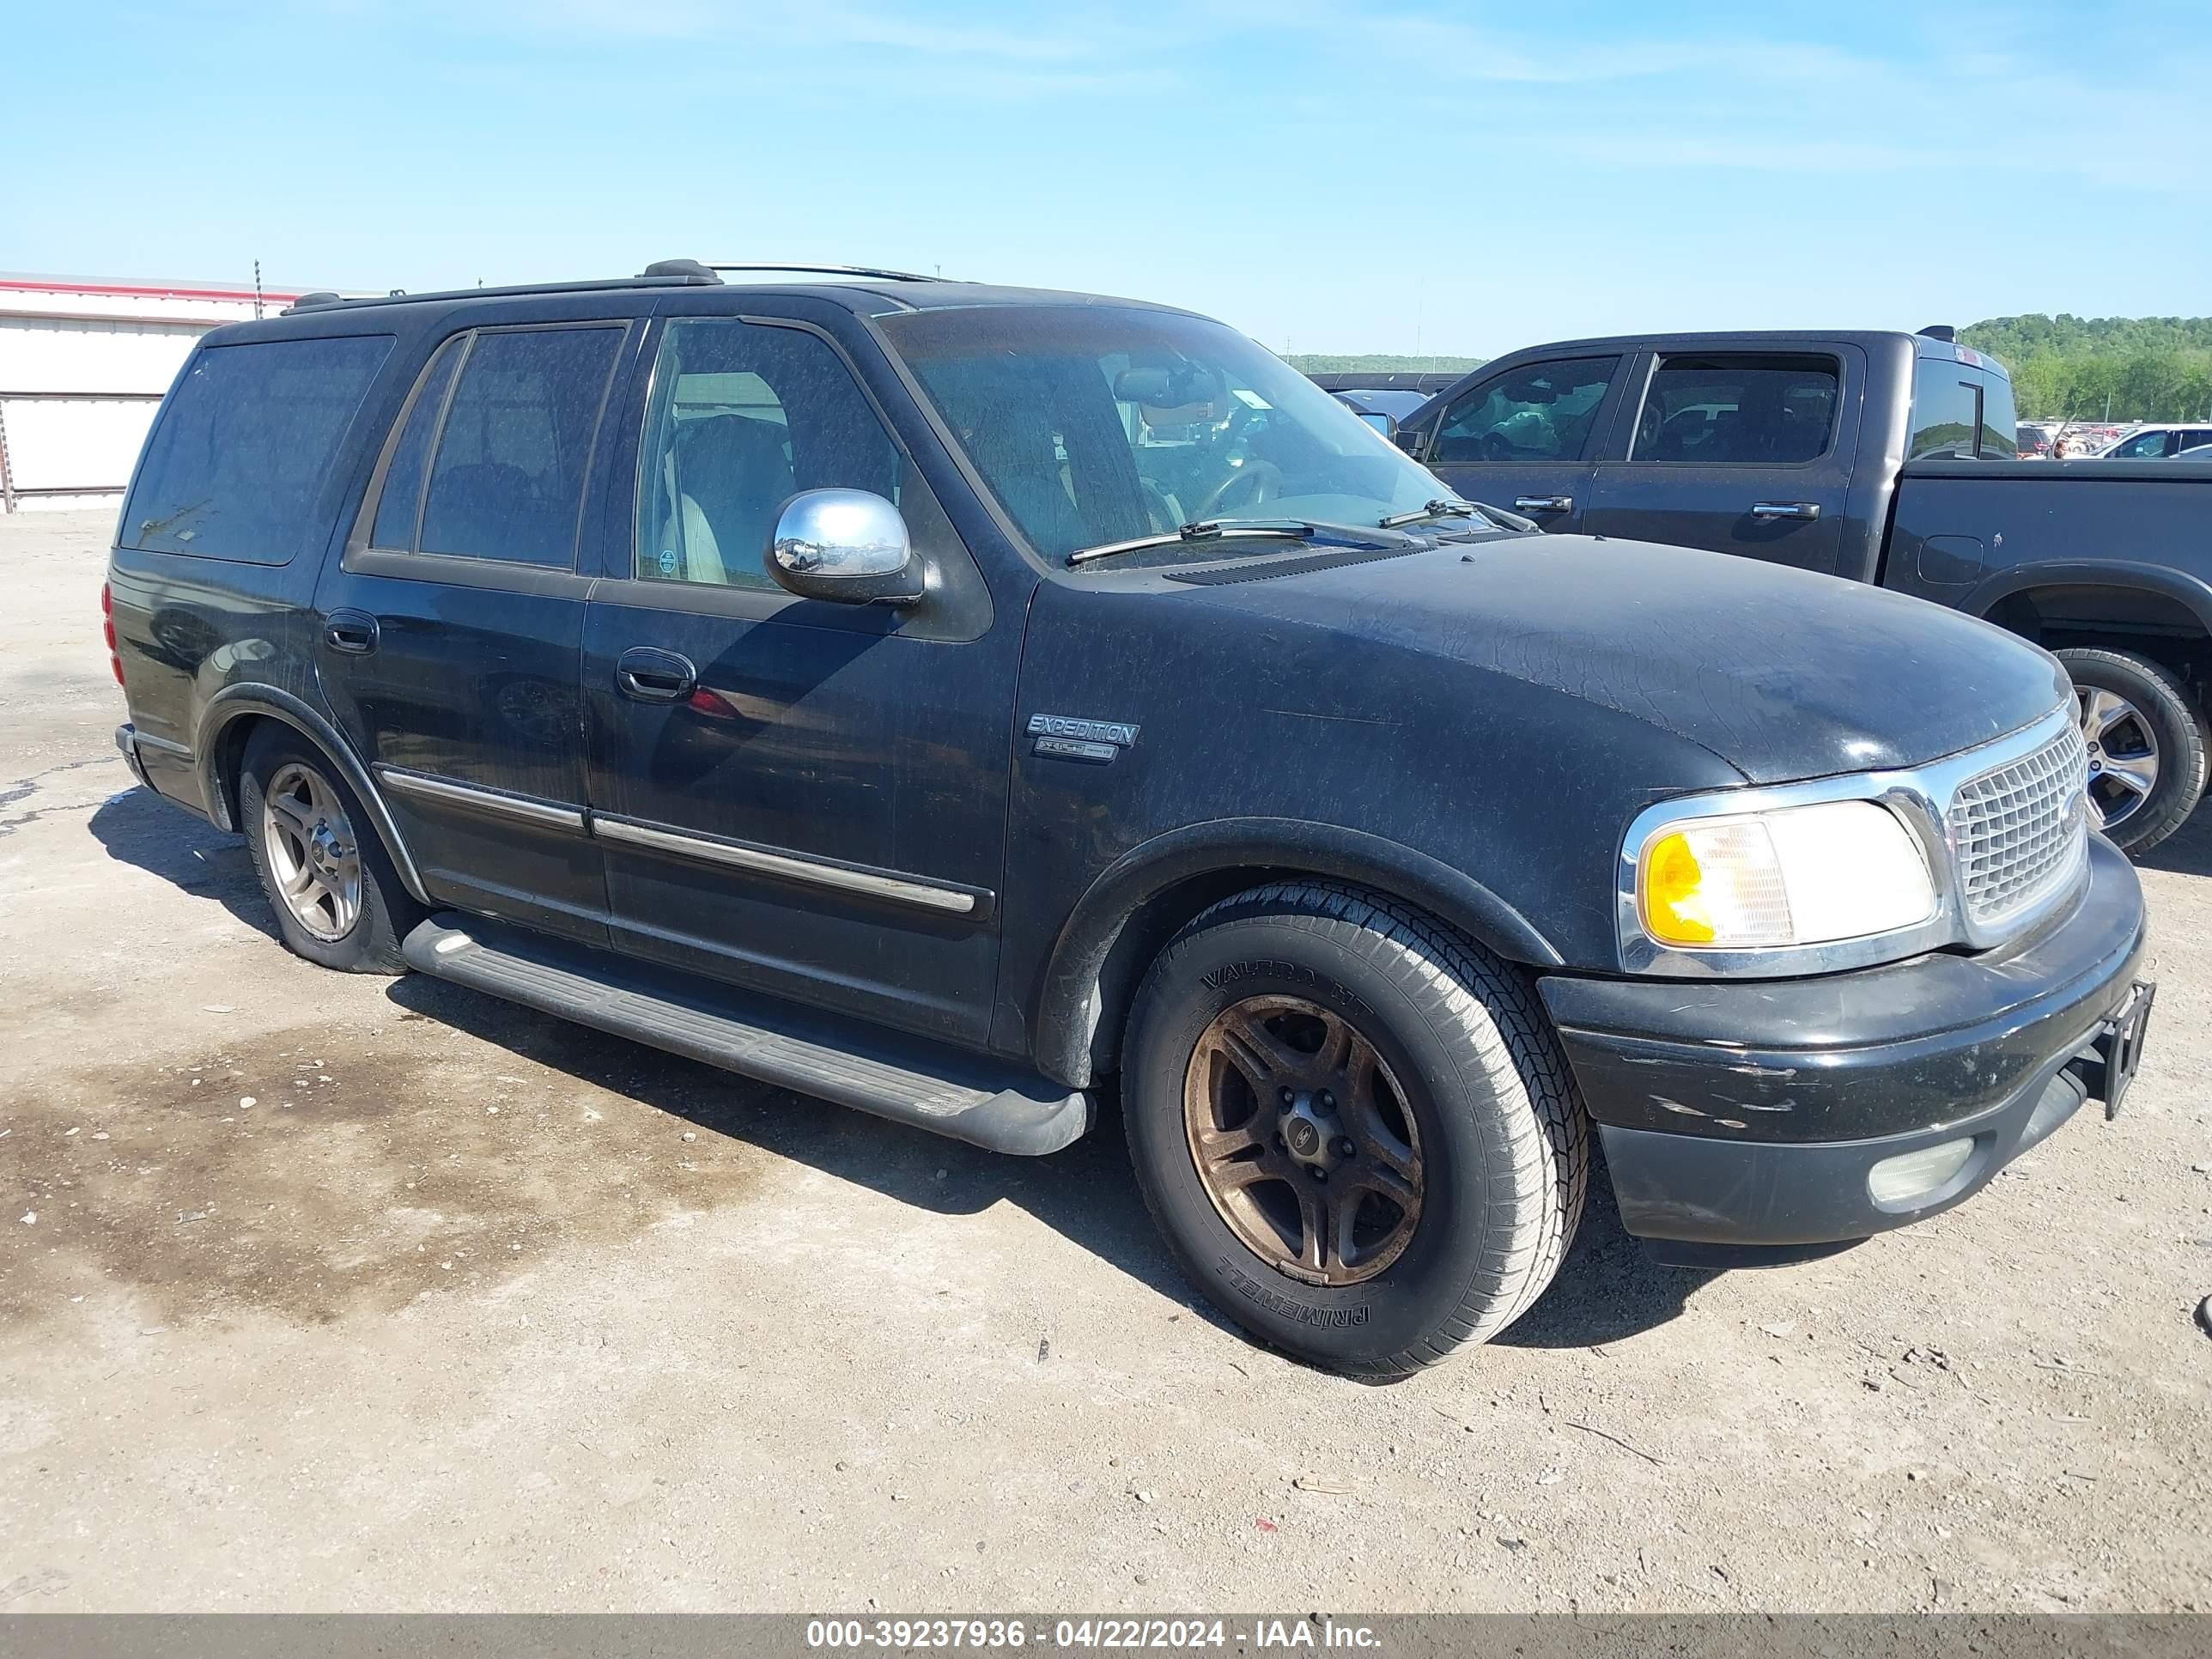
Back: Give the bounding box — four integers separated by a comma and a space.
252, 259, 264, 319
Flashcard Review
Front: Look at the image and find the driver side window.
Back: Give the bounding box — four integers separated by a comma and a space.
1432, 357, 1619, 465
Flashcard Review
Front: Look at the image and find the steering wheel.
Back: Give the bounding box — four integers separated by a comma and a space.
1479, 431, 1515, 461
1193, 459, 1285, 520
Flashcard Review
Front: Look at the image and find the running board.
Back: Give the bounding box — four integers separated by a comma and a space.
401, 912, 1091, 1156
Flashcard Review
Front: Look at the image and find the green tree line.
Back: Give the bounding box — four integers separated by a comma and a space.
1960, 315, 2212, 422
1283, 353, 1486, 375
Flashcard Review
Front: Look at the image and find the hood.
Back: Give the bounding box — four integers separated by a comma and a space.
1183, 536, 2071, 786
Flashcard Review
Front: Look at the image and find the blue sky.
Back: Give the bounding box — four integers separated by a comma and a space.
4, 1, 2206, 355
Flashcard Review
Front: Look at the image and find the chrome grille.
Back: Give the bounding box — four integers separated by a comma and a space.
1947, 720, 2088, 926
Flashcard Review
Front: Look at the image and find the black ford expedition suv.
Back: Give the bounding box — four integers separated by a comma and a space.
1391, 331, 2212, 853
108, 264, 2154, 1376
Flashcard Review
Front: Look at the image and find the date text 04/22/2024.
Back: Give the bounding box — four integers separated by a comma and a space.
805, 1618, 1382, 1650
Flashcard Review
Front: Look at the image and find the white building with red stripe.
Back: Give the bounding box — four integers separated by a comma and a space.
0, 273, 308, 513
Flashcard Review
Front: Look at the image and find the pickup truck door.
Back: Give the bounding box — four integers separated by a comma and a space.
1580, 347, 1863, 576
1410, 355, 1627, 532
577, 310, 1015, 1049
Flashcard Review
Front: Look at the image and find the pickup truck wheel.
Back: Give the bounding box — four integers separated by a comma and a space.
239, 726, 418, 973
1121, 881, 1587, 1377
2054, 647, 2209, 854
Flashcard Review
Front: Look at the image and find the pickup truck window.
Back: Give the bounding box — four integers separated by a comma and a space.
1434, 358, 1617, 464
123, 334, 394, 563
635, 319, 905, 589
1908, 358, 2017, 461
1629, 356, 1838, 465
881, 306, 1441, 563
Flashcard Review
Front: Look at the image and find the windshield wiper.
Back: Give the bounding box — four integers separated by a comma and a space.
1066, 518, 1317, 568
1378, 498, 1482, 530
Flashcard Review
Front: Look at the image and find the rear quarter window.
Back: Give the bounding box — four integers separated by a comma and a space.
121, 335, 395, 563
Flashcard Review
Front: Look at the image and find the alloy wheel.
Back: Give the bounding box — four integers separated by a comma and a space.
2077, 685, 2160, 833
1182, 994, 1425, 1286
260, 762, 363, 942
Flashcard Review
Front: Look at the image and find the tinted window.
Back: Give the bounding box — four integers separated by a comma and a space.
883, 306, 1442, 564
418, 327, 622, 567
635, 319, 904, 589
1908, 361, 1988, 460
2106, 429, 2171, 459
123, 335, 393, 562
1632, 356, 1838, 464
1976, 370, 2018, 459
1434, 358, 1617, 464
367, 337, 464, 550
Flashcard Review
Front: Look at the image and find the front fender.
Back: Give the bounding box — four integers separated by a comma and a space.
1030, 816, 1561, 1088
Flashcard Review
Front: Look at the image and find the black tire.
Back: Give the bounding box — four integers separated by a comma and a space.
238, 725, 420, 973
2053, 647, 2209, 856
1121, 881, 1588, 1378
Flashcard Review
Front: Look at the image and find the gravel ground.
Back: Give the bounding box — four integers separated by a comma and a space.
3, 509, 2208, 1613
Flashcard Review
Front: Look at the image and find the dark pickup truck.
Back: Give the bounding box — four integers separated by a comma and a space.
1390, 331, 2212, 851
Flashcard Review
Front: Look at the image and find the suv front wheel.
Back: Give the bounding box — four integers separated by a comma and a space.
239, 725, 420, 973
1121, 881, 1587, 1377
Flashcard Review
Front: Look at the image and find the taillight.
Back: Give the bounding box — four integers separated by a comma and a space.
101, 581, 125, 687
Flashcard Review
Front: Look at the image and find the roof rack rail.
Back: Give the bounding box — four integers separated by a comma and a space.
280, 268, 726, 316
703, 262, 942, 283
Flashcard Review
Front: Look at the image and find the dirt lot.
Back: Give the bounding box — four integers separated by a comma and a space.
3, 509, 2208, 1613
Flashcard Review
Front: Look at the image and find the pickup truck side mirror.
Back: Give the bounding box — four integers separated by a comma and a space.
1394, 424, 1431, 461
767, 489, 926, 607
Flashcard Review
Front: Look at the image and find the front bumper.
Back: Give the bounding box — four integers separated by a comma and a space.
1539, 834, 2148, 1251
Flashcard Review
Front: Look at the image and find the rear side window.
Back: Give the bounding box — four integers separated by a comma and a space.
411, 326, 623, 567
1631, 356, 1839, 464
1433, 358, 1618, 464
1910, 356, 2018, 460
123, 335, 393, 562
367, 337, 465, 550
1975, 370, 2018, 459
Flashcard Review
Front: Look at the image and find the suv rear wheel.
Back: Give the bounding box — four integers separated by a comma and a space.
2055, 647, 2208, 854
1121, 881, 1587, 1377
239, 725, 420, 973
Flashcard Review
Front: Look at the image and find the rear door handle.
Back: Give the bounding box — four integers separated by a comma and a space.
324, 611, 379, 654
1750, 501, 1821, 520
615, 647, 698, 703
1513, 495, 1574, 513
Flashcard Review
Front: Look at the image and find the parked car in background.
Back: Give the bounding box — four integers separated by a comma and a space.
2097, 423, 2212, 459
1393, 330, 2212, 852
1327, 386, 1431, 436
1304, 373, 1463, 438
2015, 424, 2055, 459
106, 264, 2154, 1375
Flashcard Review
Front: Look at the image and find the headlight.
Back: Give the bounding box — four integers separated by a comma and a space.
1633, 799, 1936, 951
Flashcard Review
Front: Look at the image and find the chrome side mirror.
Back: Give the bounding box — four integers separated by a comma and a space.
767, 489, 924, 606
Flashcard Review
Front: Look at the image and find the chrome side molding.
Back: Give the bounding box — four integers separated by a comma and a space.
591, 815, 981, 916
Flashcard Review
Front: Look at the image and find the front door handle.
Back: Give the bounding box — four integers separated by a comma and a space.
1513, 495, 1573, 513
615, 647, 698, 703
1750, 501, 1822, 521
324, 611, 379, 654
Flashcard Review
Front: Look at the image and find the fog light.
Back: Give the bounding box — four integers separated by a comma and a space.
1867, 1137, 1976, 1206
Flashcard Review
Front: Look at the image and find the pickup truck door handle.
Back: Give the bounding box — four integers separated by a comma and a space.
615, 647, 698, 703
1750, 501, 1822, 521
323, 611, 379, 654
1513, 495, 1574, 513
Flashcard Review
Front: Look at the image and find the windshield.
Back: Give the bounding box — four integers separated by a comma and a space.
879, 306, 1448, 562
